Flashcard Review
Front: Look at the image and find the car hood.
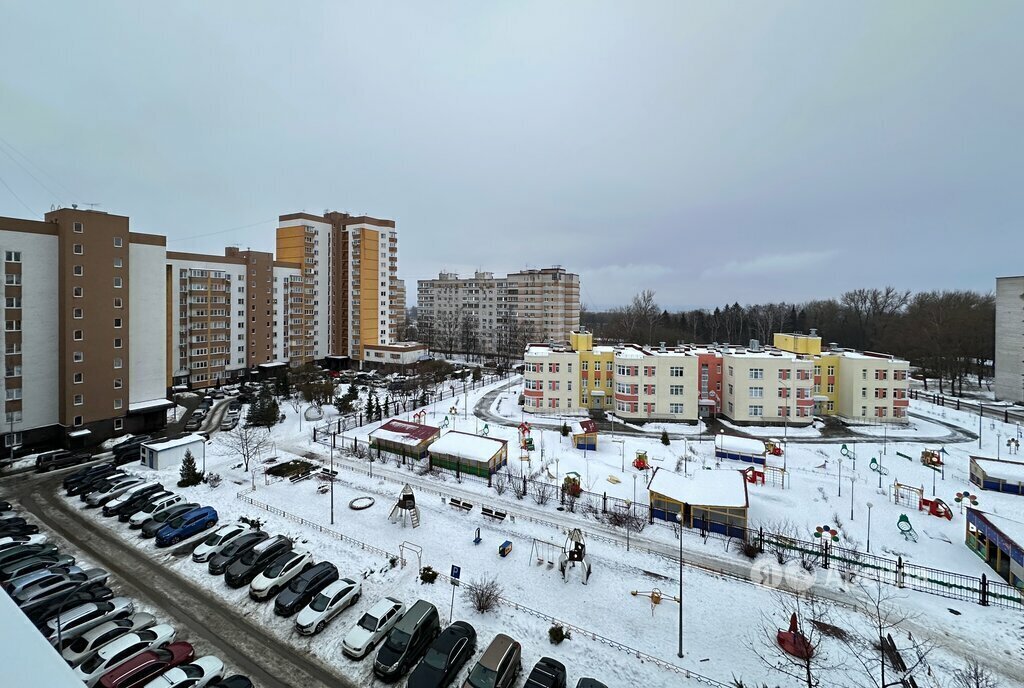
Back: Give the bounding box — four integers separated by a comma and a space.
407, 663, 444, 688
375, 643, 403, 668
191, 542, 216, 558
294, 606, 322, 627
343, 626, 374, 649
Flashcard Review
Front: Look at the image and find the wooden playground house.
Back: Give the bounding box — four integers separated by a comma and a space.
647, 467, 749, 538
920, 448, 944, 468
965, 508, 1024, 591
571, 419, 599, 451
970, 456, 1024, 497
369, 420, 441, 460
428, 431, 509, 478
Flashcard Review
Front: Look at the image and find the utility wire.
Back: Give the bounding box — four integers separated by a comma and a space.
0, 137, 71, 205
0, 173, 39, 218
168, 218, 278, 244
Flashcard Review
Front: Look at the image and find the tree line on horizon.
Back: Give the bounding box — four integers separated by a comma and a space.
581, 287, 994, 396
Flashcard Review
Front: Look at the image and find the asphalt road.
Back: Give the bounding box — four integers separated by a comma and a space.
1, 470, 353, 688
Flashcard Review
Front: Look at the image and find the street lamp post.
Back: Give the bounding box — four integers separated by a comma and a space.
849, 477, 855, 521
675, 512, 684, 658
330, 444, 335, 525
866, 502, 874, 553
979, 402, 984, 450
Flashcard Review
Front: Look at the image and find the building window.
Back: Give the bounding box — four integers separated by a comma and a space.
5, 411, 22, 424
73, 372, 83, 384
4, 251, 20, 262
73, 351, 84, 362
669, 403, 685, 414
73, 222, 83, 233
113, 277, 123, 288
748, 405, 763, 417
114, 236, 123, 248
827, 383, 835, 393
114, 318, 122, 328
73, 308, 83, 319
114, 378, 122, 389
113, 297, 122, 308
5, 388, 21, 400
6, 342, 20, 354
114, 338, 122, 348
670, 385, 685, 395
73, 329, 83, 340
4, 320, 20, 332
73, 394, 83, 406
4, 297, 20, 308
3, 432, 22, 447
581, 361, 588, 371
669, 366, 684, 377
73, 415, 83, 427
113, 357, 123, 369
749, 368, 764, 380
827, 365, 835, 376
750, 386, 763, 398
114, 418, 123, 431
862, 369, 867, 380
73, 286, 83, 297
114, 257, 123, 268
73, 244, 83, 255
4, 274, 20, 285
114, 399, 123, 410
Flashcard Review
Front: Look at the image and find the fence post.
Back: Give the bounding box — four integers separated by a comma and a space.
602, 492, 607, 514
822, 540, 830, 569
331, 432, 336, 450
312, 427, 317, 442
896, 556, 905, 588
956, 399, 960, 411
980, 573, 989, 606
758, 526, 764, 553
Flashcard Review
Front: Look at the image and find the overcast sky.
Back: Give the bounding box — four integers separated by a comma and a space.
1, 2, 1021, 310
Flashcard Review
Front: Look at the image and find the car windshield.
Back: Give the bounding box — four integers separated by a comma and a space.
167, 515, 187, 529
384, 629, 410, 652
357, 613, 379, 631
239, 548, 259, 565
182, 665, 203, 678
202, 531, 224, 546
422, 647, 448, 671
143, 501, 162, 513
467, 663, 498, 688
80, 650, 107, 673
264, 556, 291, 577
309, 592, 331, 612
66, 636, 90, 653
221, 540, 245, 556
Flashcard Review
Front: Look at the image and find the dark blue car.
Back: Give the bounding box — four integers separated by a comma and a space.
155, 506, 218, 547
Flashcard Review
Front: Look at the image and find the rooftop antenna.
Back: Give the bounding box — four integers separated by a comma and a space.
83, 202, 101, 210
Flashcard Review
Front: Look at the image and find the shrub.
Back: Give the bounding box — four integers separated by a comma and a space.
560, 423, 570, 437
464, 576, 503, 613
548, 624, 571, 644
205, 472, 222, 488
239, 515, 264, 531
530, 480, 554, 506
419, 566, 439, 584
661, 429, 670, 446
741, 540, 759, 559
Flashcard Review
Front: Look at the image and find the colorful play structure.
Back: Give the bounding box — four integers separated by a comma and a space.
518, 421, 535, 450
629, 588, 680, 617
897, 514, 918, 542
571, 419, 599, 451
955, 490, 979, 513
388, 483, 422, 529
777, 613, 814, 660
743, 465, 765, 486
632, 450, 651, 471
764, 438, 785, 456
869, 457, 889, 475
921, 448, 945, 468
891, 481, 953, 520
530, 529, 592, 584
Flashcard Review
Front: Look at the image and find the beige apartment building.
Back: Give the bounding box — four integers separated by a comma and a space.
0, 209, 169, 451
721, 347, 815, 425
418, 267, 580, 356
995, 276, 1024, 404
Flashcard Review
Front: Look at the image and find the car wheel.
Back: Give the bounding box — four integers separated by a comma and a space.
315, 621, 325, 634
172, 536, 181, 545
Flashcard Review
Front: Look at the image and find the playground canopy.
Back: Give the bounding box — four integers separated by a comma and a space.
570, 419, 599, 435
714, 434, 766, 456
429, 431, 509, 477
647, 467, 749, 537
970, 456, 1024, 496
369, 420, 440, 459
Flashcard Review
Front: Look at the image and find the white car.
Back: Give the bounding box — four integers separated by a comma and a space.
42, 597, 134, 646
73, 623, 176, 687
85, 477, 145, 507
129, 494, 185, 528
191, 523, 249, 563
0, 533, 47, 549
60, 613, 157, 667
5, 565, 83, 597
248, 549, 313, 601
295, 577, 361, 635
142, 655, 224, 688
341, 596, 405, 659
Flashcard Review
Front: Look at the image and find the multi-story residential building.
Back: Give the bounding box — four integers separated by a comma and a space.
0, 209, 169, 451
523, 330, 910, 425
418, 267, 580, 356
773, 331, 910, 422
276, 211, 400, 363
165, 249, 301, 389
391, 278, 407, 340
995, 276, 1024, 404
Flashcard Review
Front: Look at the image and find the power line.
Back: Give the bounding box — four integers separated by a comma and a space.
0, 173, 39, 218
0, 135, 78, 203
168, 218, 278, 244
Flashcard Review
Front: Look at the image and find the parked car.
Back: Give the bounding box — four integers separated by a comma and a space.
141, 655, 224, 688
80, 473, 136, 502
5, 565, 84, 596
208, 676, 253, 688
294, 577, 361, 635
41, 597, 134, 646
0, 542, 57, 569
273, 561, 339, 617
524, 657, 567, 688
16, 570, 110, 610
61, 613, 157, 667
461, 634, 522, 688
103, 482, 164, 517
0, 510, 23, 523
574, 679, 608, 688
374, 599, 441, 681
407, 621, 477, 688
0, 553, 76, 583
25, 585, 115, 626
87, 477, 146, 508
64, 462, 114, 489
97, 641, 195, 688
36, 450, 92, 473
342, 596, 405, 659
129, 494, 185, 529
184, 417, 203, 432
117, 491, 173, 523
224, 535, 291, 588
0, 518, 39, 536
73, 624, 177, 687
219, 417, 238, 432
192, 523, 250, 563
111, 436, 152, 463
207, 531, 269, 576
0, 499, 10, 511
68, 469, 125, 497
0, 532, 47, 550
155, 506, 219, 547
140, 503, 200, 538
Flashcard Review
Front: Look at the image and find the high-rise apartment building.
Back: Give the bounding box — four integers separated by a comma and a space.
166, 248, 301, 389
417, 267, 580, 356
276, 211, 400, 363
995, 276, 1024, 404
0, 209, 169, 451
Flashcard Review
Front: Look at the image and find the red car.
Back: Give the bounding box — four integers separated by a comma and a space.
98, 641, 195, 688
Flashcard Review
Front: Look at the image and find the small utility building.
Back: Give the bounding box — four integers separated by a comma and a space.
648, 467, 749, 538
141, 434, 205, 470
369, 420, 441, 460
429, 431, 508, 478
966, 508, 1024, 591
970, 456, 1024, 496
571, 419, 599, 451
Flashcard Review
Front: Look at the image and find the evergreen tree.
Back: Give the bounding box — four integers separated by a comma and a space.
661, 429, 671, 446
178, 449, 203, 487
247, 385, 280, 428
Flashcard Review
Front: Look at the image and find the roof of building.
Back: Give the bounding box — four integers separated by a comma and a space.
715, 434, 766, 456
143, 434, 206, 452
648, 467, 749, 508
129, 398, 176, 413
971, 456, 1024, 483
430, 431, 507, 461
970, 509, 1024, 547
370, 420, 440, 446
571, 419, 599, 435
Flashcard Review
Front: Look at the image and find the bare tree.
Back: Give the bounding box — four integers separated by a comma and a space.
436, 309, 462, 358
631, 289, 662, 345
952, 659, 998, 688
748, 592, 842, 687
218, 423, 272, 472
463, 576, 503, 613
530, 479, 554, 506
